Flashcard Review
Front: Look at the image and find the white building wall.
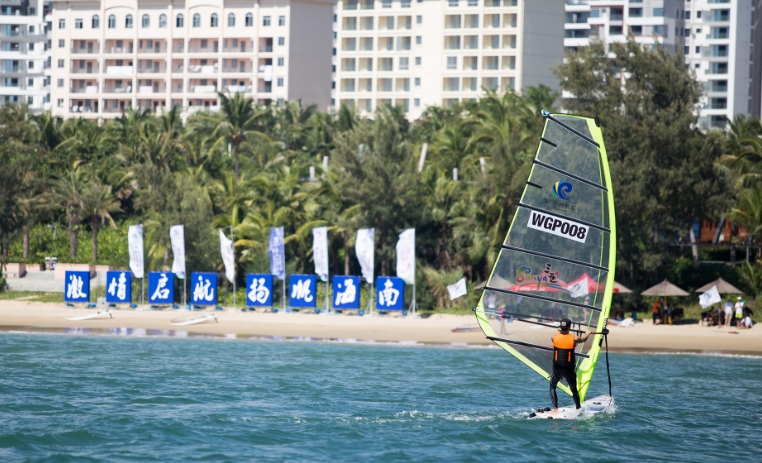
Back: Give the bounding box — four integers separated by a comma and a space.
49, 0, 333, 120
0, 0, 51, 112
333, 0, 563, 120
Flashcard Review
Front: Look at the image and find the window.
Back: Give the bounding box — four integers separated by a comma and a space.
277, 77, 284, 87
468, 0, 478, 6
416, 36, 422, 45
28, 96, 33, 105
58, 19, 65, 29
211, 13, 218, 27
653, 25, 664, 36
415, 77, 420, 86
277, 57, 284, 66
193, 14, 200, 27
246, 13, 253, 26
92, 15, 100, 28
417, 15, 422, 24
107, 14, 115, 28
446, 56, 457, 69
278, 37, 285, 46
414, 98, 420, 107
57, 59, 64, 68
228, 13, 235, 27
483, 56, 498, 69
609, 25, 623, 35
158, 14, 166, 28
382, 0, 391, 8
58, 39, 65, 48
75, 19, 83, 29
263, 16, 271, 26
279, 16, 285, 26
448, 0, 458, 7
653, 8, 664, 17
142, 14, 149, 28
415, 57, 421, 65
126, 15, 133, 28
57, 99, 63, 108
176, 14, 184, 27
57, 78, 64, 88
399, 57, 409, 70
402, 0, 411, 7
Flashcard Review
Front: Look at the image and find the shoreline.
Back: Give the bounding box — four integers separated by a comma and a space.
1, 300, 761, 356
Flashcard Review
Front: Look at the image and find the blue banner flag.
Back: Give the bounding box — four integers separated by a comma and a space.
190, 272, 218, 306
332, 276, 361, 309
269, 227, 286, 280
289, 274, 317, 308
105, 270, 132, 304
148, 271, 174, 305
64, 271, 90, 303
246, 274, 273, 307
376, 277, 405, 311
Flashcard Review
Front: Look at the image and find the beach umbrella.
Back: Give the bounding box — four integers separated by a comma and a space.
613, 281, 633, 294
641, 279, 690, 297
696, 277, 743, 295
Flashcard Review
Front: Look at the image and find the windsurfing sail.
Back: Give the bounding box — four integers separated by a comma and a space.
474, 111, 615, 402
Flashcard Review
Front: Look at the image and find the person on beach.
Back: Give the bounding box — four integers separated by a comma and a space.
724, 300, 734, 328
549, 318, 591, 412
734, 297, 744, 327
652, 299, 661, 325
737, 315, 753, 330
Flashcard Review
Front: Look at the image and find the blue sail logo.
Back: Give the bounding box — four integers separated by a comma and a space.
552, 180, 573, 200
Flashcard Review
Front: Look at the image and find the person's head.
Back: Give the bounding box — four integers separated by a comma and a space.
559, 318, 572, 333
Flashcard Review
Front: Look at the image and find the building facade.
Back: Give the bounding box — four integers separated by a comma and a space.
332, 0, 564, 119
564, 0, 755, 128
48, 0, 333, 119
1, 0, 51, 111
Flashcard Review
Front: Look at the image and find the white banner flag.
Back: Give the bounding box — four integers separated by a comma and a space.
128, 224, 144, 278
396, 228, 415, 285
447, 277, 468, 301
220, 230, 235, 283
699, 285, 722, 309
170, 225, 185, 279
313, 226, 329, 282
355, 228, 375, 284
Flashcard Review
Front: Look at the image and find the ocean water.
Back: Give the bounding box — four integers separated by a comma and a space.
0, 332, 760, 462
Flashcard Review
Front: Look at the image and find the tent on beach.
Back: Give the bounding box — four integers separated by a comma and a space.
613, 281, 633, 294
641, 279, 690, 297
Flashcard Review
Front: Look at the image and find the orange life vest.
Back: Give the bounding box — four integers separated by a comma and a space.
553, 333, 576, 367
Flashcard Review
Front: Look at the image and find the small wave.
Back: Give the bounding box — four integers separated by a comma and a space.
620, 350, 762, 360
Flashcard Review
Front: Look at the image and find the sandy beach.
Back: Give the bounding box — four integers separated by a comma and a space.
0, 300, 760, 355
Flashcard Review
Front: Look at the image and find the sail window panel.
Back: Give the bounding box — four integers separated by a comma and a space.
537, 127, 603, 188
522, 164, 610, 229
508, 207, 610, 269
488, 249, 609, 310
480, 289, 601, 330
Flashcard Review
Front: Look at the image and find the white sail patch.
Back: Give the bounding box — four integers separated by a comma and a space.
527, 211, 589, 244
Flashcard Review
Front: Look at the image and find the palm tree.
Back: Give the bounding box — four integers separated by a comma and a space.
81, 181, 121, 262
201, 91, 272, 179
50, 167, 88, 259
728, 186, 762, 256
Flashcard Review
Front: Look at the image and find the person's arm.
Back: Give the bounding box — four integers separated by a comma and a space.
574, 330, 592, 344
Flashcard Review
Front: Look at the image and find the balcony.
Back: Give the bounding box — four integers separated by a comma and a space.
70, 85, 99, 94
102, 85, 133, 94
702, 46, 728, 57
191, 84, 217, 93
137, 64, 165, 74
69, 104, 99, 114
188, 45, 219, 53
71, 44, 99, 54
105, 46, 134, 54
226, 85, 250, 93
222, 65, 249, 73
188, 63, 218, 74
106, 66, 134, 75
138, 85, 166, 94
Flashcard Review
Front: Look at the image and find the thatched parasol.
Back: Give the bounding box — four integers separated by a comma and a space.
696, 277, 743, 295
613, 281, 633, 294
641, 279, 690, 297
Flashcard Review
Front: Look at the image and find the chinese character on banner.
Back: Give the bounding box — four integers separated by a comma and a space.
246, 274, 273, 307
376, 277, 405, 311
105, 271, 132, 304
190, 272, 218, 306
332, 276, 361, 310
148, 272, 174, 304
289, 274, 317, 308
64, 271, 90, 303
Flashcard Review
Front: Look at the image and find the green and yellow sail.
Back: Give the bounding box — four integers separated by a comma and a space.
474, 112, 615, 402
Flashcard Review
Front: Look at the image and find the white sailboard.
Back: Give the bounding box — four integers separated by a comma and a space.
170, 313, 217, 326
528, 394, 614, 420
474, 111, 617, 416
66, 311, 113, 321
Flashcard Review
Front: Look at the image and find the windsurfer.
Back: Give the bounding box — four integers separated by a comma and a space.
549, 318, 592, 411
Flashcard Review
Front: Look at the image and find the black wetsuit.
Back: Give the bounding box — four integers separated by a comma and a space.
549, 364, 581, 409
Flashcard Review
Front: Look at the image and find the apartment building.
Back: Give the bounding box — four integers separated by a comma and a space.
332, 0, 564, 119
564, 0, 755, 128
1, 0, 51, 111
745, 0, 761, 118
48, 0, 333, 119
